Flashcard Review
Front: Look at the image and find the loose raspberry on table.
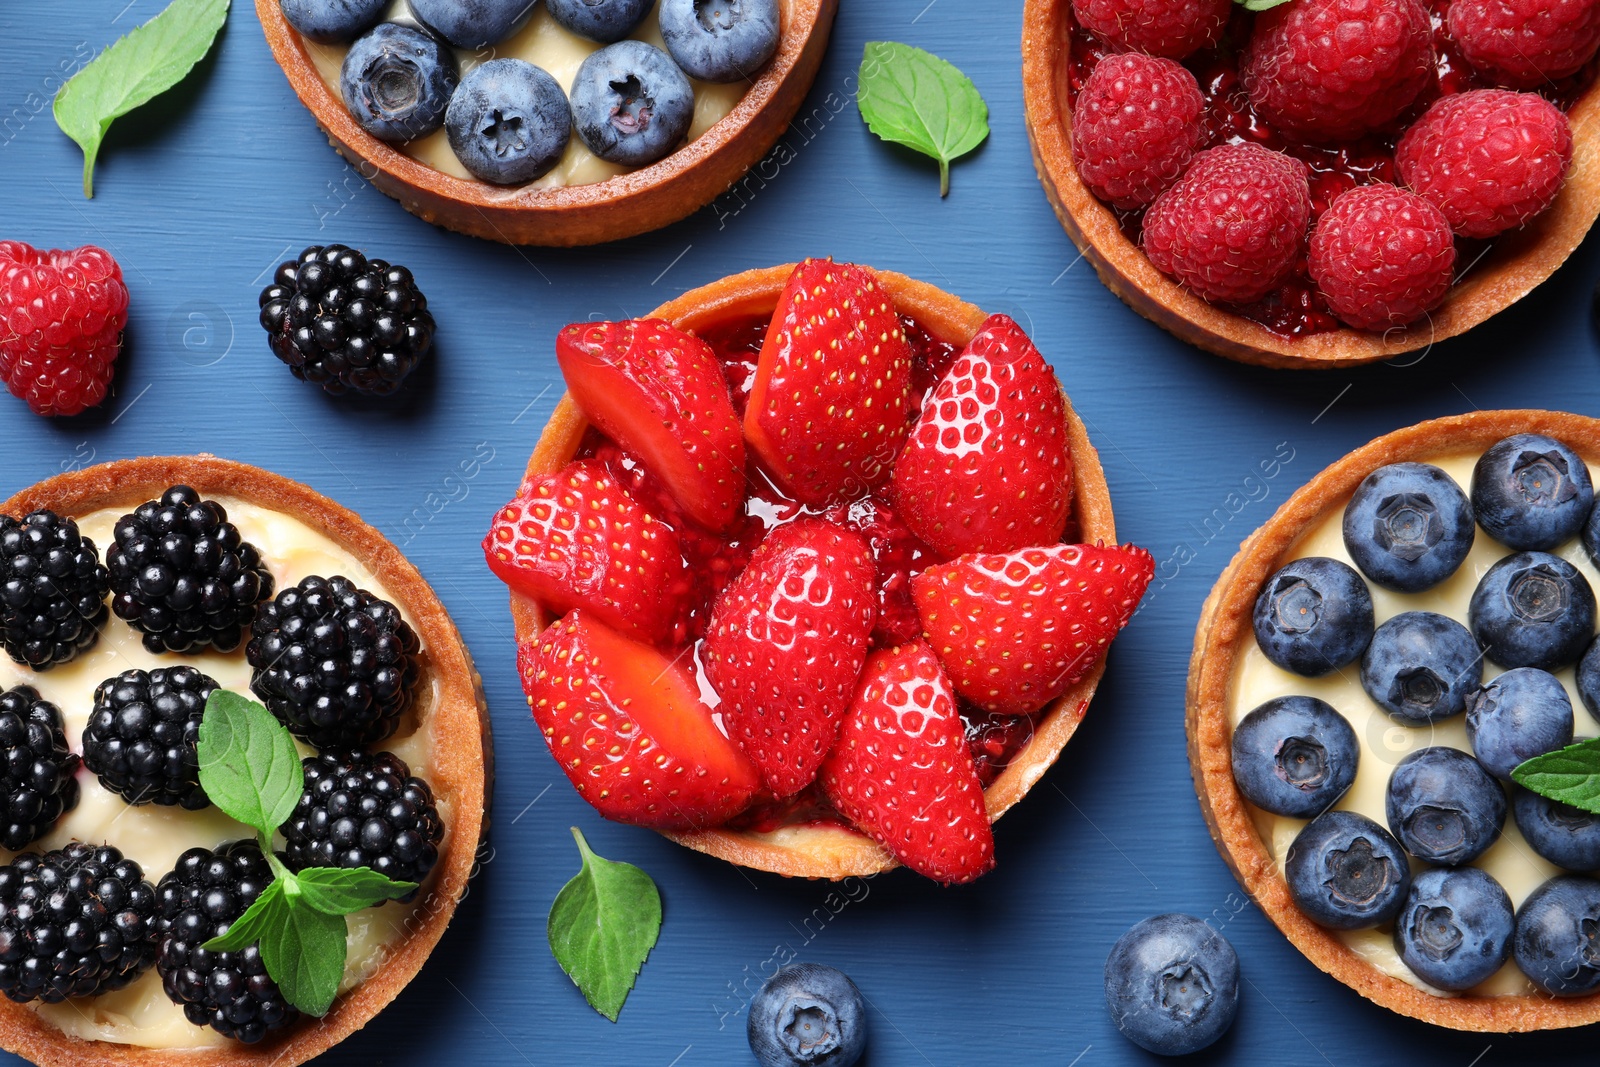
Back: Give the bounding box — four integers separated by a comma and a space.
1072, 54, 1207, 210
1309, 183, 1457, 332
1396, 88, 1573, 238
1241, 0, 1435, 143
1142, 143, 1313, 305
1070, 0, 1232, 59
1449, 0, 1600, 88
0, 241, 127, 418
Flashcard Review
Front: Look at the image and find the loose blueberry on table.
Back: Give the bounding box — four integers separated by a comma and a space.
747, 963, 866, 1067
1104, 913, 1240, 1056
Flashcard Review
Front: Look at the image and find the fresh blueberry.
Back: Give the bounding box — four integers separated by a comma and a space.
1252, 557, 1374, 677
1285, 810, 1411, 930
1231, 695, 1358, 818
1472, 434, 1593, 551
546, 0, 653, 42
569, 40, 695, 167
1465, 667, 1575, 780
747, 963, 865, 1067
340, 23, 459, 142
409, 0, 534, 48
1394, 866, 1514, 992
1468, 551, 1595, 670
1513, 875, 1600, 996
1359, 611, 1482, 725
1515, 786, 1600, 871
1384, 746, 1506, 865
1104, 914, 1239, 1057
1579, 633, 1600, 720
1342, 462, 1475, 593
1583, 494, 1600, 570
659, 0, 781, 83
444, 59, 571, 185
280, 0, 385, 42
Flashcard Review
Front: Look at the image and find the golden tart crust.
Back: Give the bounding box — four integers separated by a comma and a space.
1188, 410, 1600, 1031
0, 455, 491, 1066
511, 263, 1119, 879
1020, 0, 1600, 370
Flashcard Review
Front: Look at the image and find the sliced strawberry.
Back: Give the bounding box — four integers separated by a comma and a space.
702, 518, 877, 795
913, 542, 1154, 716
820, 642, 996, 885
557, 318, 746, 532
519, 610, 760, 830
483, 460, 688, 644
744, 259, 916, 506
892, 313, 1074, 559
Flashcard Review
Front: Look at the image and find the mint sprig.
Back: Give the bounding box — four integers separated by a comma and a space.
1512, 739, 1600, 812
857, 42, 989, 197
195, 692, 417, 1017
547, 828, 662, 1022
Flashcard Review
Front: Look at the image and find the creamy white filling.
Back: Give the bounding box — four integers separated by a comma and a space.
302, 0, 747, 188
1226, 452, 1600, 999
0, 500, 448, 1048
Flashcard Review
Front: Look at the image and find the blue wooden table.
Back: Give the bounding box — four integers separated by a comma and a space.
4, 2, 1600, 1064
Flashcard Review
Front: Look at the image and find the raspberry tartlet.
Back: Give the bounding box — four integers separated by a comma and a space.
0, 456, 489, 1065
257, 0, 836, 245
1023, 0, 1600, 369
488, 262, 1152, 882
1190, 411, 1600, 1030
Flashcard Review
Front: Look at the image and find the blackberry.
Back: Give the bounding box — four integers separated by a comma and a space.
156, 841, 299, 1043
247, 575, 422, 750
0, 843, 158, 1003
0, 509, 109, 670
258, 244, 434, 397
0, 687, 79, 850
83, 667, 217, 809
106, 485, 274, 655
283, 750, 443, 892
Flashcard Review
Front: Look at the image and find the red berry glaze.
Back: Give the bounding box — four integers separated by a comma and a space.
1449, 0, 1600, 88
913, 542, 1154, 717
1396, 88, 1573, 238
1309, 183, 1457, 331
821, 496, 942, 647
702, 518, 878, 796
1142, 143, 1313, 305
1072, 53, 1208, 210
0, 241, 127, 417
892, 314, 1072, 559
820, 642, 995, 885
1071, 0, 1232, 59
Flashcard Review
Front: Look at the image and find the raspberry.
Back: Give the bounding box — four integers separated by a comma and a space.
1309, 184, 1457, 331
1449, 0, 1600, 88
1072, 54, 1207, 209
1396, 88, 1573, 238
1241, 0, 1435, 142
1142, 144, 1313, 305
0, 242, 127, 417
1070, 0, 1232, 58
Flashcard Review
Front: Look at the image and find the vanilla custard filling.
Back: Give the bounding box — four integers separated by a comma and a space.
1227, 453, 1600, 999
302, 0, 748, 189
0, 501, 449, 1048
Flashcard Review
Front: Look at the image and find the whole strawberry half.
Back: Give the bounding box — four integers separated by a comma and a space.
0, 241, 128, 417
557, 318, 746, 533
702, 518, 877, 795
892, 314, 1073, 559
484, 460, 689, 644
913, 542, 1154, 716
744, 259, 916, 507
519, 610, 761, 830
820, 642, 996, 885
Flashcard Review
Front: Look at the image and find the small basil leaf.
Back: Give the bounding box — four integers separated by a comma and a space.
294, 867, 418, 915
260, 897, 348, 1017
857, 41, 989, 196
196, 691, 304, 839
1512, 739, 1600, 813
202, 878, 286, 953
547, 828, 662, 1022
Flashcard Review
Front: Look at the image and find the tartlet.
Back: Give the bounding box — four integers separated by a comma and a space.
1020, 0, 1600, 370
0, 455, 490, 1066
1188, 410, 1600, 1031
508, 263, 1120, 880
256, 0, 837, 246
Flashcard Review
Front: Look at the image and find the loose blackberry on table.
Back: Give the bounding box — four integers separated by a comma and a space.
0, 686, 78, 850
0, 509, 109, 670
282, 750, 443, 891
82, 666, 217, 809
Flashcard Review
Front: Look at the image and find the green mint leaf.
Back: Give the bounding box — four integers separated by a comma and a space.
547, 828, 662, 1022
293, 867, 418, 915
196, 691, 304, 839
202, 877, 287, 953
260, 895, 348, 1017
53, 0, 231, 197
857, 41, 989, 197
1512, 739, 1600, 812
